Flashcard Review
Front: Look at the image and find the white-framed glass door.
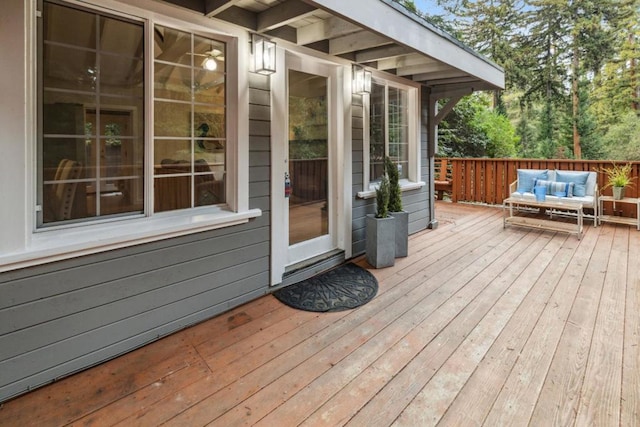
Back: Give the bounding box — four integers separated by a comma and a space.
286, 68, 332, 259
271, 51, 344, 285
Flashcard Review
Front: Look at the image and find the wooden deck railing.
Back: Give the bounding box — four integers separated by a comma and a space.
439, 158, 640, 218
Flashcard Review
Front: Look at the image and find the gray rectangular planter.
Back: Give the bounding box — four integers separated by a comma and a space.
366, 214, 396, 268
391, 210, 408, 257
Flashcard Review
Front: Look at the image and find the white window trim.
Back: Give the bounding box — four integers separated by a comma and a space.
0, 0, 260, 273
357, 72, 424, 199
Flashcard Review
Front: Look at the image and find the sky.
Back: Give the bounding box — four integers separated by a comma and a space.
413, 0, 447, 16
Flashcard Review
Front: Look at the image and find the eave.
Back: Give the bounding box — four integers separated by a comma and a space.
157, 0, 505, 95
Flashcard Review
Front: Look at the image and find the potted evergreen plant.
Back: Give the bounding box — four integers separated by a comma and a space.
600, 163, 635, 200
385, 156, 408, 257
366, 174, 396, 268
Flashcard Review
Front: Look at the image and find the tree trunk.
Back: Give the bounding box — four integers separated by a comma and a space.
572, 38, 581, 159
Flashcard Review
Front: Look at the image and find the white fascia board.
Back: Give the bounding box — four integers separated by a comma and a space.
304, 0, 505, 90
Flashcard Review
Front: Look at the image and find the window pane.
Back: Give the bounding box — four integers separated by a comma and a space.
154, 101, 191, 137
43, 45, 97, 92
193, 35, 225, 58
100, 16, 144, 56
86, 178, 143, 216
42, 147, 92, 223
154, 139, 192, 166
194, 104, 225, 138
193, 70, 225, 104
43, 93, 95, 135
369, 82, 385, 181
154, 26, 191, 65
40, 2, 145, 225
194, 161, 223, 207
44, 3, 96, 49
388, 87, 409, 180
153, 26, 227, 212
154, 176, 192, 212
192, 36, 225, 103
100, 54, 144, 97
155, 63, 192, 101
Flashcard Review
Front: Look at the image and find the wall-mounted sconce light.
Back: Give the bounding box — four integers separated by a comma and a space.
353, 64, 372, 94
252, 34, 276, 75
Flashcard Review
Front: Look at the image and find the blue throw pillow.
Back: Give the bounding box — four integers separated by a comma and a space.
556, 171, 589, 197
534, 179, 569, 196
517, 169, 549, 193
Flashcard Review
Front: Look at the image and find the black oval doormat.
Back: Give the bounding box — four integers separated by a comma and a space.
273, 263, 378, 312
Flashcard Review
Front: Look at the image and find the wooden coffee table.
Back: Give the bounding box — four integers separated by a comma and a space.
503, 197, 583, 239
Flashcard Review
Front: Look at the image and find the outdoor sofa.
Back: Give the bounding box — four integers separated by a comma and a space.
509, 169, 599, 226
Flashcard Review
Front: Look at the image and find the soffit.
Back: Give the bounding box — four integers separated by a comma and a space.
158, 0, 505, 96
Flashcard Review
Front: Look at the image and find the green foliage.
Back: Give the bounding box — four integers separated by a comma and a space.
413, 0, 640, 160
602, 111, 640, 160
575, 81, 605, 160
474, 108, 519, 158
438, 93, 519, 158
104, 123, 122, 147
385, 156, 403, 212
438, 95, 488, 157
289, 140, 328, 159
396, 0, 418, 14
375, 174, 390, 219
599, 162, 635, 189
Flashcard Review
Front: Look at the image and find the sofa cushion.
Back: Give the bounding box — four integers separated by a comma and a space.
555, 170, 591, 197
534, 179, 574, 197
514, 192, 594, 207
517, 169, 549, 193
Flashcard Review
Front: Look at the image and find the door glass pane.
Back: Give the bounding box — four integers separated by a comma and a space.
288, 70, 328, 245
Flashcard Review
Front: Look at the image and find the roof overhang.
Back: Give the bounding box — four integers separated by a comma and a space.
159, 0, 505, 95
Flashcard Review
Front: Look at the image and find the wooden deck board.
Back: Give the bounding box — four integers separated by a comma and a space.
575, 226, 628, 426
259, 223, 533, 427
622, 223, 640, 425
1, 202, 639, 427
482, 225, 595, 425
345, 229, 542, 427
528, 222, 612, 426
395, 231, 568, 426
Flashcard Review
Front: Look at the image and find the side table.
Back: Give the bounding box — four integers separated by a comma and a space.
598, 196, 640, 230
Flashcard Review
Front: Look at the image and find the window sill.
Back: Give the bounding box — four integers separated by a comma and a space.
357, 180, 426, 199
0, 208, 262, 273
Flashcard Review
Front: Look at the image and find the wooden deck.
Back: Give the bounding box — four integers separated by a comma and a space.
1, 201, 639, 426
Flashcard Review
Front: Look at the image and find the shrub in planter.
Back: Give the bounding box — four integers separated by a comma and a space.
385, 157, 408, 257
366, 174, 395, 268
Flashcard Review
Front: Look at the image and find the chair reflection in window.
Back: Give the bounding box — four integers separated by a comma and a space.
44, 158, 85, 222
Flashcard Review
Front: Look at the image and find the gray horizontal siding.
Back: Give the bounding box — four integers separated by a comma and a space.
0, 72, 272, 402
351, 96, 374, 256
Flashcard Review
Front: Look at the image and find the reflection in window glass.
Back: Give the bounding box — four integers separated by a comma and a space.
288, 70, 329, 245
154, 25, 226, 212
40, 2, 144, 225
369, 82, 409, 182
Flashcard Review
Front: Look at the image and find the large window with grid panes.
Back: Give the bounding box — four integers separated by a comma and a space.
39, 0, 230, 226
